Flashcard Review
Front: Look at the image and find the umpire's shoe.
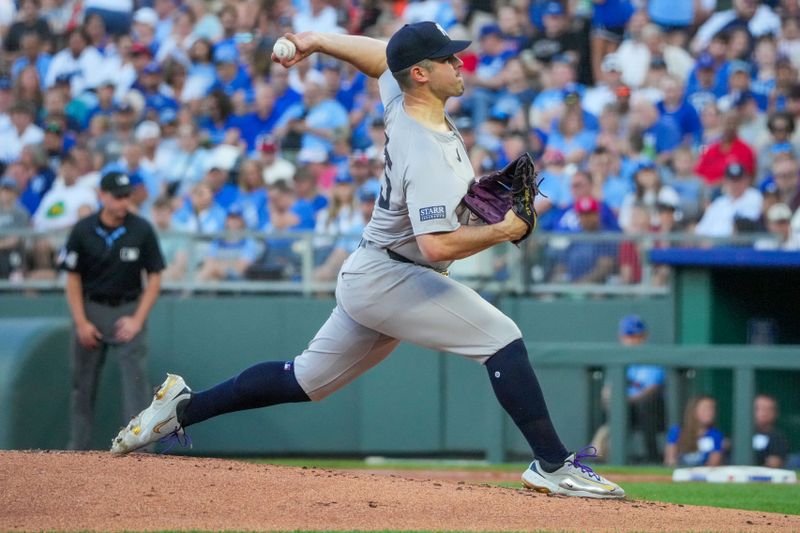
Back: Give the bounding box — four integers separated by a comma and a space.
522, 446, 625, 499
110, 374, 192, 454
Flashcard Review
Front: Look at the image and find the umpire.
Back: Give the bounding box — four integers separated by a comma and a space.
61, 170, 165, 450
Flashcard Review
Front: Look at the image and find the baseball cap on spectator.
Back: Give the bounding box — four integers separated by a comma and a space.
696, 52, 715, 70
44, 122, 64, 136
725, 162, 746, 179
370, 116, 385, 128
335, 173, 354, 185
257, 135, 278, 153
636, 160, 656, 173
479, 24, 503, 40
386, 21, 471, 73
350, 150, 369, 165
767, 203, 792, 223
207, 144, 239, 172
226, 203, 245, 218
0, 77, 11, 90
159, 107, 178, 124
542, 148, 565, 165
732, 91, 753, 108
143, 61, 162, 75
615, 85, 631, 98
0, 176, 19, 192
213, 45, 238, 64
551, 53, 573, 65
762, 180, 778, 195
358, 181, 381, 202
575, 196, 599, 214
115, 101, 135, 114
543, 1, 565, 16
55, 73, 73, 85
656, 187, 681, 211
619, 315, 647, 336
297, 147, 328, 164
728, 60, 752, 76
134, 7, 159, 28
100, 170, 133, 197
454, 115, 474, 131
649, 57, 667, 70
130, 43, 152, 57
134, 120, 161, 142
601, 53, 622, 73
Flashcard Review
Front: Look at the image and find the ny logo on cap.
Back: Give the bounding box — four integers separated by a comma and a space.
434, 23, 448, 37
118, 175, 130, 185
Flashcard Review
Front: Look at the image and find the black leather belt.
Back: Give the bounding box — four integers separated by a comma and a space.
358, 240, 448, 276
87, 294, 138, 307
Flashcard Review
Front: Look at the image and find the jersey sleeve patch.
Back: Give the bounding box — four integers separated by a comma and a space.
419, 205, 447, 221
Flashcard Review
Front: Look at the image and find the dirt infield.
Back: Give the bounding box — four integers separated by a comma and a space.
1, 451, 798, 532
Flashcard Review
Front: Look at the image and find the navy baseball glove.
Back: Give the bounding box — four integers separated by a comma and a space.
462, 152, 543, 245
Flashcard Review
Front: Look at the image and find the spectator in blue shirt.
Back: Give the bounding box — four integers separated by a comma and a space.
665, 396, 725, 467
550, 195, 618, 283
465, 23, 516, 125
198, 89, 236, 146
658, 76, 703, 146
209, 44, 253, 102
280, 78, 349, 158
132, 61, 179, 120
227, 82, 282, 152
629, 95, 682, 164
172, 181, 227, 234
685, 52, 724, 113
235, 158, 269, 230
11, 32, 51, 88
557, 170, 620, 232
196, 204, 261, 282
547, 91, 597, 166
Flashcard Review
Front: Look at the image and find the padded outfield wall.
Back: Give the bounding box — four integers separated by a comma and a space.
0, 294, 675, 456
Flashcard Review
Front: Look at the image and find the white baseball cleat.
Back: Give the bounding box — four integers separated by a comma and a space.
522, 447, 625, 499
110, 373, 192, 455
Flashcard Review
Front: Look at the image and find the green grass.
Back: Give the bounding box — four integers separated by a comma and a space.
624, 482, 800, 515
495, 480, 800, 516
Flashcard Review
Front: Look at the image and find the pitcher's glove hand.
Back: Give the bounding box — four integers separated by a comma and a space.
461, 152, 543, 245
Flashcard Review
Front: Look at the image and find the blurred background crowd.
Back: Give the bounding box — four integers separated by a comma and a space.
2, 0, 800, 286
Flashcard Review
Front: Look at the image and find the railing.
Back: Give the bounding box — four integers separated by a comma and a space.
0, 228, 786, 296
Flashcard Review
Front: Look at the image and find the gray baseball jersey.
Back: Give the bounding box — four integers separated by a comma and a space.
293, 71, 520, 401
362, 70, 474, 271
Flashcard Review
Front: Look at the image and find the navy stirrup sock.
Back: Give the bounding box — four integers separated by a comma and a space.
485, 338, 569, 465
179, 361, 310, 427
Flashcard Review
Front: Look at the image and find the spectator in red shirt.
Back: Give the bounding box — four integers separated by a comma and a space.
695, 110, 756, 186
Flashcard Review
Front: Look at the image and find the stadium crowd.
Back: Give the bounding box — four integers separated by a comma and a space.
2, 0, 800, 286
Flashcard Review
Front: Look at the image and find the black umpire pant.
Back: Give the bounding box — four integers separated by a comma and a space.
68, 299, 150, 450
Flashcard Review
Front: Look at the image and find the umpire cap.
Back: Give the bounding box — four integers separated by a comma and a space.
100, 171, 134, 197
386, 22, 471, 73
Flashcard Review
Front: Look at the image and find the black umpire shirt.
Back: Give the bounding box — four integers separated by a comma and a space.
62, 212, 165, 302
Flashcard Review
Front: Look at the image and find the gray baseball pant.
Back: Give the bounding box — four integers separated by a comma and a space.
68, 300, 151, 450
294, 246, 522, 400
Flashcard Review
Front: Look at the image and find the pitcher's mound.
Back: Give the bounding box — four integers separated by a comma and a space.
1, 450, 796, 532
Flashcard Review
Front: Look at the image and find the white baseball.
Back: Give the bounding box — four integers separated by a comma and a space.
273, 37, 296, 60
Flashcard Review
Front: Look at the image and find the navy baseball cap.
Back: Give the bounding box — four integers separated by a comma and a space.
100, 170, 134, 197
696, 52, 715, 70
619, 315, 647, 336
386, 21, 471, 73
725, 162, 746, 179
479, 24, 502, 39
